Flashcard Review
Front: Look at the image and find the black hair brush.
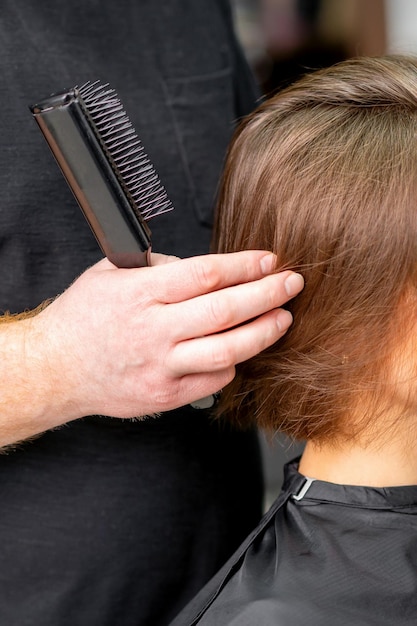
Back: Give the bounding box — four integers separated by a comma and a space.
30, 81, 173, 267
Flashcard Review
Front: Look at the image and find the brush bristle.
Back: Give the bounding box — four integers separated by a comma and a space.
78, 80, 173, 221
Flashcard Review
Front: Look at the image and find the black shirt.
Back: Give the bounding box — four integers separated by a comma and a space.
0, 2, 262, 625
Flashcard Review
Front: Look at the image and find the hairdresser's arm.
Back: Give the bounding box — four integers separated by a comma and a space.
0, 250, 303, 446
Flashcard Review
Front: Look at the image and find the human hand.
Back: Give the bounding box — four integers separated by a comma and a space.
0, 250, 303, 442
41, 250, 303, 420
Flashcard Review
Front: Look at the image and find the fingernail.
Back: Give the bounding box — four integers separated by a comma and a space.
276, 309, 293, 332
260, 253, 276, 274
284, 272, 304, 297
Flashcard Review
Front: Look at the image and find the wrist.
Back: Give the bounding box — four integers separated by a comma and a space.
0, 312, 81, 446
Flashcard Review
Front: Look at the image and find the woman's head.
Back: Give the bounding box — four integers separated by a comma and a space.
215, 55, 417, 444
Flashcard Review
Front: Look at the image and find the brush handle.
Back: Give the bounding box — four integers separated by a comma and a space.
31, 91, 151, 268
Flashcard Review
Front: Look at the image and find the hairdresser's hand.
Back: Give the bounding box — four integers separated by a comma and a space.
0, 251, 303, 445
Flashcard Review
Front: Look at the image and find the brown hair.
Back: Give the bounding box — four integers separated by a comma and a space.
214, 56, 417, 443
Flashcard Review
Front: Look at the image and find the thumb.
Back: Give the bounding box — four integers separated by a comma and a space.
150, 252, 181, 267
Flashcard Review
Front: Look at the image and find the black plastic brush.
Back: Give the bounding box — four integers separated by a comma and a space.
30, 81, 173, 268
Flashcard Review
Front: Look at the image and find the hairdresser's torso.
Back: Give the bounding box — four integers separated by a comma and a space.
0, 0, 256, 311
0, 2, 262, 626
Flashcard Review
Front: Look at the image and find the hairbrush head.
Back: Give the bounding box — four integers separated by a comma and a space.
78, 81, 173, 221
30, 81, 174, 267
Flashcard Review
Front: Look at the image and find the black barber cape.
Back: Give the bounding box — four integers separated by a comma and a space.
171, 459, 417, 625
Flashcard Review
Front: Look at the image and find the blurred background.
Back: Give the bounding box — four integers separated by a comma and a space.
228, 0, 417, 507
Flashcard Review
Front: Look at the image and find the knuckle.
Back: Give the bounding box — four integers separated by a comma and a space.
254, 278, 278, 311
210, 343, 235, 371
192, 257, 222, 292
207, 295, 234, 329
152, 384, 181, 412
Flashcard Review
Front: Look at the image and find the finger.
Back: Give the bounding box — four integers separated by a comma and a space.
173, 369, 236, 409
89, 253, 180, 275
169, 271, 303, 341
149, 251, 278, 304
168, 308, 293, 376
150, 252, 180, 266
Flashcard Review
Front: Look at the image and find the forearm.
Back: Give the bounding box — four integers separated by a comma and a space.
0, 311, 77, 446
